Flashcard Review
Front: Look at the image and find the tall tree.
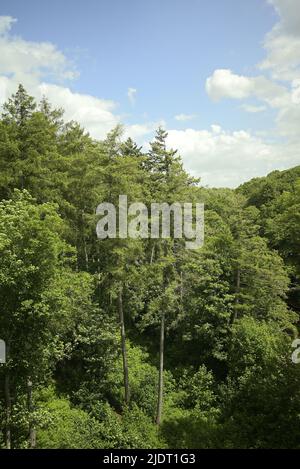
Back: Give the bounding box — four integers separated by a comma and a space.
143, 127, 198, 425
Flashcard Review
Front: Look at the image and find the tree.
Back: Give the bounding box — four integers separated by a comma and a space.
0, 191, 64, 447
2, 84, 36, 126
95, 128, 147, 407
0, 86, 64, 203
220, 317, 300, 448
120, 137, 143, 158
0, 86, 299, 449
141, 127, 198, 425
0, 190, 97, 448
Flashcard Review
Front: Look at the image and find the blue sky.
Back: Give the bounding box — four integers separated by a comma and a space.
0, 0, 299, 186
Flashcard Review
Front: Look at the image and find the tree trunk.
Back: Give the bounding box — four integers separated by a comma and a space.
27, 377, 36, 449
83, 240, 89, 271
180, 271, 183, 304
150, 244, 155, 264
118, 286, 130, 405
231, 267, 240, 324
97, 256, 101, 307
156, 312, 165, 425
4, 343, 11, 450
81, 210, 89, 271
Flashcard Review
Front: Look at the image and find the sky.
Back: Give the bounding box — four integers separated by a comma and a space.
0, 0, 299, 187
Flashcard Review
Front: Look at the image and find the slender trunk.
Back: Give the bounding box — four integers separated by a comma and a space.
81, 210, 89, 271
150, 244, 155, 265
118, 286, 130, 405
231, 267, 240, 324
4, 343, 11, 450
83, 239, 89, 271
180, 271, 183, 304
156, 312, 165, 425
27, 377, 36, 449
97, 256, 101, 307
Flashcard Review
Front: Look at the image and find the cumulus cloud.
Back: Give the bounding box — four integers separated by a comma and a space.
127, 87, 137, 106
0, 16, 122, 139
0, 16, 165, 145
205, 0, 300, 154
206, 69, 289, 108
291, 79, 300, 104
206, 69, 253, 100
0, 16, 16, 35
180, 0, 300, 187
0, 6, 299, 188
0, 18, 77, 83
160, 1, 300, 187
174, 113, 196, 122
38, 83, 119, 139
260, 0, 300, 80
276, 103, 300, 141
123, 120, 166, 143
241, 104, 267, 113
0, 78, 120, 140
166, 126, 300, 187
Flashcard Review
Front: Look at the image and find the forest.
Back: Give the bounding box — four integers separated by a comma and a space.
0, 84, 299, 449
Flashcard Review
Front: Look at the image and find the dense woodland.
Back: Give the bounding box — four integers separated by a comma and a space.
0, 85, 299, 449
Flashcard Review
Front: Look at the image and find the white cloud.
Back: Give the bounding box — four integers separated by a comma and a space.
0, 18, 77, 83
0, 9, 298, 189
0, 16, 16, 35
0, 16, 121, 139
174, 1, 300, 188
276, 102, 300, 141
0, 75, 120, 140
291, 79, 300, 104
127, 87, 137, 106
166, 126, 299, 187
268, 0, 300, 35
260, 33, 300, 80
260, 0, 300, 80
0, 18, 163, 145
204, 0, 300, 153
206, 69, 254, 100
124, 120, 165, 143
211, 124, 222, 134
241, 104, 267, 113
38, 83, 119, 139
206, 69, 289, 108
137, 3, 300, 170
174, 113, 196, 121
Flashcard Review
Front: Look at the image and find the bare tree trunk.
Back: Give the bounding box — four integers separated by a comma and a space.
83, 240, 89, 271
4, 343, 11, 449
81, 210, 89, 271
27, 377, 36, 449
76, 209, 89, 272
180, 271, 183, 304
156, 312, 165, 425
231, 267, 240, 324
150, 244, 155, 264
97, 256, 101, 307
118, 286, 130, 406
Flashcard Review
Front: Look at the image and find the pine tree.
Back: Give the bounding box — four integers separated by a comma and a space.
2, 84, 36, 126
142, 127, 198, 425
120, 137, 143, 158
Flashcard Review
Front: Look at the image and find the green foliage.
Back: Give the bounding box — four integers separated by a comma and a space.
0, 86, 299, 449
160, 408, 221, 449
36, 388, 104, 449
219, 317, 300, 448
